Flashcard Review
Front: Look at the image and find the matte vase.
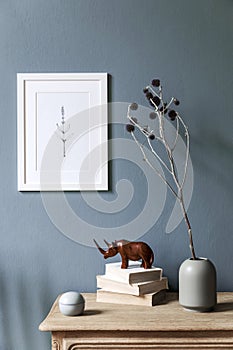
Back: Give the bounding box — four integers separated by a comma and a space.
179, 258, 216, 312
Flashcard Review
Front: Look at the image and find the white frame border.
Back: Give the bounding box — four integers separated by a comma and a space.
17, 73, 108, 191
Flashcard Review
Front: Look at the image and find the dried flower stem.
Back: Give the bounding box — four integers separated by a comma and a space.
131, 131, 177, 197
127, 82, 197, 259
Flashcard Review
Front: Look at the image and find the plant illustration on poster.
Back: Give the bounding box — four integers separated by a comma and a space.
17, 73, 108, 191
56, 106, 72, 158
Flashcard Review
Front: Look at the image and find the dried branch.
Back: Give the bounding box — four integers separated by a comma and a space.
131, 131, 177, 197
126, 79, 197, 259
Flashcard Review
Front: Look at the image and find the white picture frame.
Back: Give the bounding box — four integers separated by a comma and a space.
17, 73, 108, 191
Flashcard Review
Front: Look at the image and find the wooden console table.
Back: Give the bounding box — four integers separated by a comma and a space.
39, 293, 233, 349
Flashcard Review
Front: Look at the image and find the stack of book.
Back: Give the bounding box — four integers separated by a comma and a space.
96, 261, 168, 306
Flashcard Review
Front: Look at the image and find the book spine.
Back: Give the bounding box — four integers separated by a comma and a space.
96, 289, 167, 307
138, 277, 168, 295
104, 269, 162, 284
97, 276, 168, 296
97, 276, 139, 295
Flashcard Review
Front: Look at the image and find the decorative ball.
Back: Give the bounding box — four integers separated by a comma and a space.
59, 292, 85, 316
149, 134, 155, 140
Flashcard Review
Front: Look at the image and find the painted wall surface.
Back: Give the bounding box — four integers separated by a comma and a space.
0, 0, 232, 349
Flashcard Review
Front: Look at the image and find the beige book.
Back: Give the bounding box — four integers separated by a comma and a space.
97, 275, 168, 296
97, 289, 167, 306
105, 261, 163, 284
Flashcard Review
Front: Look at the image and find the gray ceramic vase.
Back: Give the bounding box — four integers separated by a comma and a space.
179, 258, 216, 312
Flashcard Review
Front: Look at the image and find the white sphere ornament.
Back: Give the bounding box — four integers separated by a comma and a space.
59, 291, 85, 316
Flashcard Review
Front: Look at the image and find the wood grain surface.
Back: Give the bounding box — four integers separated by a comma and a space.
40, 292, 233, 332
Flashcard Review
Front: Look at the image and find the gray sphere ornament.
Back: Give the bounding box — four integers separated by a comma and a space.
59, 291, 85, 316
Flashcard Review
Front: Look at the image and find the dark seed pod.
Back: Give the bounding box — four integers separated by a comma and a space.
160, 107, 168, 114
149, 100, 155, 107
146, 92, 153, 100
159, 104, 168, 114
130, 102, 138, 110
174, 99, 180, 106
151, 79, 160, 87
149, 112, 157, 119
126, 124, 135, 132
152, 96, 161, 106
149, 134, 155, 140
143, 88, 149, 93
168, 110, 177, 121
169, 116, 176, 121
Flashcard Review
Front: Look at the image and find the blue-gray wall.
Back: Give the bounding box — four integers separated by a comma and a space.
0, 0, 232, 349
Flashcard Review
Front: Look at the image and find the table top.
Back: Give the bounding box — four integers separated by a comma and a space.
39, 292, 233, 333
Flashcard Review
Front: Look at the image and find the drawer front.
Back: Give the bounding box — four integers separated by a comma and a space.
62, 337, 233, 350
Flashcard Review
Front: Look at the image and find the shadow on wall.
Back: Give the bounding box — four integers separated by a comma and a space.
0, 271, 12, 350
0, 269, 52, 350
191, 126, 233, 193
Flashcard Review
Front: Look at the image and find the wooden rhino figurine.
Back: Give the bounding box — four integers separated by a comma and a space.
94, 239, 154, 269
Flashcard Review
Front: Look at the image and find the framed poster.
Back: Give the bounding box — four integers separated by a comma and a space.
17, 73, 108, 191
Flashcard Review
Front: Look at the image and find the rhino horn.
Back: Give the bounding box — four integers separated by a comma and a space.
93, 239, 106, 255
104, 239, 111, 247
